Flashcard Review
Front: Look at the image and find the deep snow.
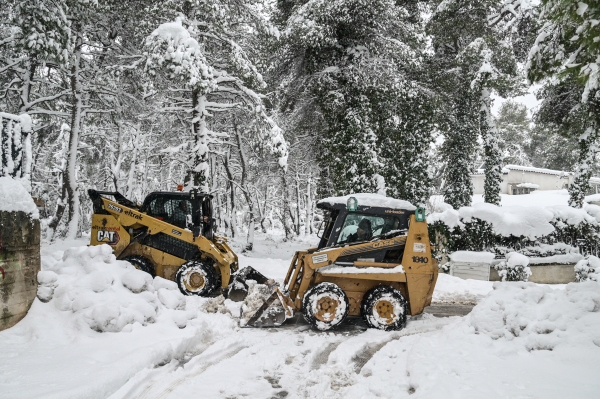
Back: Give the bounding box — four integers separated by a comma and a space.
1, 230, 599, 398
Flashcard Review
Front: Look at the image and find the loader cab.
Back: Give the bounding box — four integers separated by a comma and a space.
316, 195, 413, 250
140, 191, 214, 239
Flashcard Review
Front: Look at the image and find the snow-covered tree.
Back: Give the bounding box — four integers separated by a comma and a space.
428, 0, 522, 207
144, 11, 287, 192
274, 0, 434, 199
527, 0, 600, 207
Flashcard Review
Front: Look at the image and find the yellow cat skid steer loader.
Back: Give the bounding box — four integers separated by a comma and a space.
231, 194, 438, 331
88, 189, 238, 296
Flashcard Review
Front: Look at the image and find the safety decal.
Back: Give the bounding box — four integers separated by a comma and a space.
172, 229, 182, 236
413, 243, 426, 253
107, 203, 122, 213
312, 253, 328, 264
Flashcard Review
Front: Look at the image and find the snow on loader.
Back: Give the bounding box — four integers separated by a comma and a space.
231, 194, 438, 331
88, 189, 240, 296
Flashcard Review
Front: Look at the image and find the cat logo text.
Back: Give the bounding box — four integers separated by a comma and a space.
97, 230, 120, 245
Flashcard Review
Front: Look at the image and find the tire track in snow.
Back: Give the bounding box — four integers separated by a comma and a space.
310, 341, 343, 370
349, 319, 453, 374
132, 341, 216, 399
151, 341, 248, 399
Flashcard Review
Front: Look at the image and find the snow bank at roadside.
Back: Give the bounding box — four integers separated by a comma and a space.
37, 244, 222, 332
469, 281, 600, 351
0, 176, 39, 218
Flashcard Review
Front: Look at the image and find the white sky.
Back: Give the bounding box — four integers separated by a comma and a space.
492, 84, 542, 118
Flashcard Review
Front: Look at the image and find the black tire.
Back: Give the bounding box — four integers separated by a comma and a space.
361, 285, 408, 331
176, 260, 218, 296
122, 255, 155, 277
302, 282, 349, 331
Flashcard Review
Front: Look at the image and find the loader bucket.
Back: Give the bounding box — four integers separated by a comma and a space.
227, 266, 271, 302
240, 287, 295, 328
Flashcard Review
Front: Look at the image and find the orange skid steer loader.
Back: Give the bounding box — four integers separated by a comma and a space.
230, 194, 439, 331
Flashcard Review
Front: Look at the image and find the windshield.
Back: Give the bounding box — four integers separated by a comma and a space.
337, 213, 400, 245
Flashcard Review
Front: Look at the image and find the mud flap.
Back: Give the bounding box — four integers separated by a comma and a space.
242, 289, 295, 328
227, 266, 270, 302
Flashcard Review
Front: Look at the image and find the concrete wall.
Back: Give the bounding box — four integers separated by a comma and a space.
0, 211, 41, 331
489, 264, 575, 284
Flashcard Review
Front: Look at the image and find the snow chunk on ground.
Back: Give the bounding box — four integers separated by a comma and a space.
0, 176, 39, 218
153, 276, 178, 290
318, 193, 416, 210
449, 251, 495, 263
121, 270, 154, 294
201, 295, 231, 315
469, 281, 600, 351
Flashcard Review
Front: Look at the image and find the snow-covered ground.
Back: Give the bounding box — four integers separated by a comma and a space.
1, 229, 600, 399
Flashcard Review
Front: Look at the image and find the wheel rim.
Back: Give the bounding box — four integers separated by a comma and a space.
374, 299, 396, 325
314, 296, 340, 322
183, 270, 206, 292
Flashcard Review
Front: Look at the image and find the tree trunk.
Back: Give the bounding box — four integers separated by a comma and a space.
57, 28, 84, 241
569, 123, 599, 207
234, 119, 256, 251
480, 87, 502, 205
281, 170, 294, 240
191, 89, 210, 190
305, 175, 312, 235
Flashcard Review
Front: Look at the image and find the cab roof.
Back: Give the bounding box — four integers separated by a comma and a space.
317, 193, 416, 211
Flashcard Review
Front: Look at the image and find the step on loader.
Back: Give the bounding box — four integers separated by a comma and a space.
88, 189, 239, 296
231, 194, 438, 331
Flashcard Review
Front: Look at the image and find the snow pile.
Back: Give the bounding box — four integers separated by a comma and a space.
37, 244, 204, 332
318, 193, 416, 210
0, 176, 39, 218
494, 252, 532, 282
239, 280, 273, 327
469, 282, 600, 351
584, 203, 600, 222
449, 251, 495, 263
517, 182, 539, 189
575, 256, 600, 282
585, 193, 600, 203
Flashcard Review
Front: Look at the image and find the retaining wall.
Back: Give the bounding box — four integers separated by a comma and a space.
0, 210, 40, 331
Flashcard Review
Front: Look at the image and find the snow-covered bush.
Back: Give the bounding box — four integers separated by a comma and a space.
575, 256, 600, 282
494, 252, 532, 282
428, 202, 600, 261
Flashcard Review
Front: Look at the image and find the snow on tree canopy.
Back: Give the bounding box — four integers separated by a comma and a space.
317, 193, 416, 210
0, 176, 39, 218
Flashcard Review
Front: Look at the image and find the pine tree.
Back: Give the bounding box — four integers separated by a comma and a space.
427, 0, 522, 208
273, 0, 434, 199
527, 0, 600, 207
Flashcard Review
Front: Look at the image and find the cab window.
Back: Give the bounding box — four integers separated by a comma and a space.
148, 197, 192, 229
337, 213, 400, 244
